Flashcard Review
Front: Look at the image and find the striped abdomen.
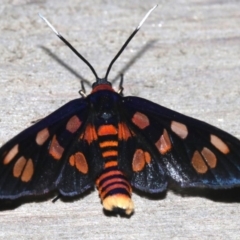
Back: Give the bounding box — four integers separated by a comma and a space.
95, 124, 133, 215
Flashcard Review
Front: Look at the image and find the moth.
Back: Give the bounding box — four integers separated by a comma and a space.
1, 6, 240, 215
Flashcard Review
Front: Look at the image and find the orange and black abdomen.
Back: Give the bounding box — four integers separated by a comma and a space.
95, 124, 134, 215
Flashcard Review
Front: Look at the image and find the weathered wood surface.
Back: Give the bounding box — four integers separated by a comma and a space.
0, 0, 240, 239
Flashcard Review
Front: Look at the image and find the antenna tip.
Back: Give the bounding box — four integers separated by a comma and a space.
39, 13, 60, 36
137, 5, 158, 30
38, 13, 47, 23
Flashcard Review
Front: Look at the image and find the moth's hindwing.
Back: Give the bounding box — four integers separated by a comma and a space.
117, 108, 167, 194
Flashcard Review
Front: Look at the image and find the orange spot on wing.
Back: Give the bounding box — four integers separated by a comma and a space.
191, 150, 208, 174
83, 124, 97, 144
131, 112, 150, 129
210, 134, 229, 154
79, 133, 84, 140
21, 158, 34, 182
118, 122, 132, 140
155, 129, 172, 154
36, 128, 50, 145
13, 156, 27, 178
3, 144, 19, 165
132, 149, 146, 172
144, 151, 151, 164
13, 156, 34, 182
49, 135, 64, 160
69, 154, 75, 166
66, 115, 82, 133
132, 149, 152, 172
201, 147, 217, 168
98, 125, 117, 136
69, 152, 88, 174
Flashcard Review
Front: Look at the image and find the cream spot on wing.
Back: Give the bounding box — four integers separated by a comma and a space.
155, 129, 172, 154
66, 115, 82, 133
210, 134, 229, 154
3, 144, 19, 165
171, 121, 188, 139
131, 112, 150, 129
201, 147, 217, 168
36, 128, 50, 145
49, 135, 64, 160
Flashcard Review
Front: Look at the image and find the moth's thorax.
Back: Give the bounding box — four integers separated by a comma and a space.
88, 89, 122, 125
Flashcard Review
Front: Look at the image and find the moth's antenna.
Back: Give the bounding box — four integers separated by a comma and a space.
39, 14, 99, 80
104, 5, 158, 80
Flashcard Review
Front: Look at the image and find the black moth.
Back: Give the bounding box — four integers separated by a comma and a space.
1, 6, 240, 215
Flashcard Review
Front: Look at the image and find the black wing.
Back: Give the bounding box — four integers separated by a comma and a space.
0, 99, 103, 199
121, 96, 240, 191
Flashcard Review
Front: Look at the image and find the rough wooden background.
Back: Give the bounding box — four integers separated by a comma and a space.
0, 0, 240, 239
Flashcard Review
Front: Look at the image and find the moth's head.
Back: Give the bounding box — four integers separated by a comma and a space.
91, 78, 113, 93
